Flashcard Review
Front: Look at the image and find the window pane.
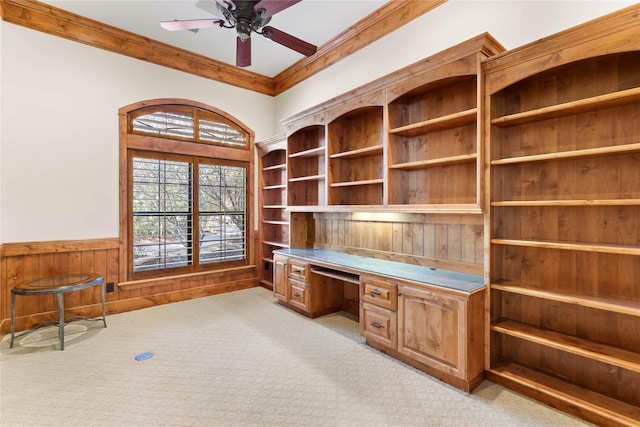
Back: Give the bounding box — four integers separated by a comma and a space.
199, 118, 247, 147
133, 215, 192, 271
132, 157, 193, 272
199, 164, 246, 264
133, 110, 194, 139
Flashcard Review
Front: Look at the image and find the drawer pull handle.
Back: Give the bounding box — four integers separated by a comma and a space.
293, 293, 301, 297
370, 322, 383, 329
370, 291, 381, 297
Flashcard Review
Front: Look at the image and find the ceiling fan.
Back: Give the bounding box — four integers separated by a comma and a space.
161, 0, 318, 67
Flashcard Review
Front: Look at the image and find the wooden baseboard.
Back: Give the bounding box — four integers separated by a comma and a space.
485, 367, 640, 427
366, 339, 484, 393
2, 278, 258, 336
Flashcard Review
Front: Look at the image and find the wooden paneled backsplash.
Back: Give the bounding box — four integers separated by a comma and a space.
0, 239, 119, 334
312, 212, 483, 275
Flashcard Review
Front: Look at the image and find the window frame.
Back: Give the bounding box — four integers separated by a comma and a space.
129, 104, 250, 149
119, 99, 254, 283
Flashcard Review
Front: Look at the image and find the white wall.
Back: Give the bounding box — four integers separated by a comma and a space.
0, 23, 275, 243
1, 0, 636, 244
274, 0, 636, 129
0, 20, 3, 243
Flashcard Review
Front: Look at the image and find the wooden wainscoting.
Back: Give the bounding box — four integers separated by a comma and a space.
0, 238, 259, 335
0, 238, 119, 335
312, 212, 483, 275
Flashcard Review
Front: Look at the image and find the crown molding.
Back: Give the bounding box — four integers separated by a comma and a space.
0, 0, 275, 95
1, 0, 446, 96
273, 0, 447, 95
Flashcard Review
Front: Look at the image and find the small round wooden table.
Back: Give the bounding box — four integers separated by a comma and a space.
10, 273, 107, 350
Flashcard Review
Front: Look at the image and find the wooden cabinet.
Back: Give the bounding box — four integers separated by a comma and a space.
286, 258, 310, 312
273, 254, 287, 302
281, 34, 504, 213
275, 249, 485, 392
361, 302, 397, 349
275, 256, 343, 318
288, 258, 309, 282
484, 5, 640, 425
361, 275, 397, 310
287, 277, 308, 312
257, 135, 289, 289
360, 275, 398, 349
397, 283, 484, 391
360, 273, 485, 392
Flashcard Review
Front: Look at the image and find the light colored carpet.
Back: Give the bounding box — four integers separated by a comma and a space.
1, 287, 591, 426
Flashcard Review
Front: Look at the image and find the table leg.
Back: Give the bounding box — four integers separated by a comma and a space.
100, 281, 107, 328
10, 291, 16, 349
57, 292, 65, 351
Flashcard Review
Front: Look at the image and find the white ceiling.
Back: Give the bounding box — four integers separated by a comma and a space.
40, 0, 389, 77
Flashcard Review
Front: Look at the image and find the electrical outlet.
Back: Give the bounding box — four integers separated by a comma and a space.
106, 282, 115, 292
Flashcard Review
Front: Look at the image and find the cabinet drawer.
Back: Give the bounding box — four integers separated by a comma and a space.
360, 302, 397, 349
288, 279, 308, 311
288, 260, 309, 282
361, 276, 397, 310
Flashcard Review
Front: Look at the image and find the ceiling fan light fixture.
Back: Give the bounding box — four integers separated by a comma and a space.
236, 20, 252, 41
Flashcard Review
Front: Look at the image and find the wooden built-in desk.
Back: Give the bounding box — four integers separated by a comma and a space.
273, 248, 486, 392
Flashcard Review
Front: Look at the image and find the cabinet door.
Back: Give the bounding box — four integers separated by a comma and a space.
398, 284, 467, 380
273, 256, 287, 302
360, 302, 397, 349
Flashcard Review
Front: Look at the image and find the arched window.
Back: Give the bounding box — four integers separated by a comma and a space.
119, 100, 254, 281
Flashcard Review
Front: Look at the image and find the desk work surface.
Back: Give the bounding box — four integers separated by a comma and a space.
274, 249, 484, 293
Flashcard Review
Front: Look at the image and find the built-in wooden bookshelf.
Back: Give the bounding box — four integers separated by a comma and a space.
281, 33, 504, 213
257, 134, 289, 288
484, 5, 640, 425
387, 76, 479, 208
287, 125, 326, 208
328, 105, 384, 206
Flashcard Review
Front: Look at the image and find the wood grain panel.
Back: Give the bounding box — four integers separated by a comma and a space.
484, 4, 640, 94
1, 244, 121, 334
1, 239, 259, 335
313, 212, 483, 275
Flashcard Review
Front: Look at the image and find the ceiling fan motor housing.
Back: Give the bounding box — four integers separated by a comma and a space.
162, 0, 314, 67
219, 0, 270, 41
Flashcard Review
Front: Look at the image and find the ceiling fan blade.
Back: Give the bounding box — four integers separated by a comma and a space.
262, 26, 317, 57
236, 36, 251, 67
214, 0, 236, 10
254, 0, 301, 19
196, 0, 225, 16
160, 19, 225, 31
